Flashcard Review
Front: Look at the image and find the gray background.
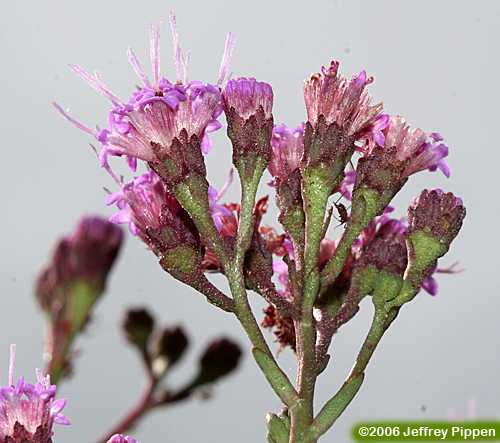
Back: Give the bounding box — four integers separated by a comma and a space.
1, 1, 499, 441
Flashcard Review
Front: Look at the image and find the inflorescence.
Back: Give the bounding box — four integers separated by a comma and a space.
50, 11, 466, 443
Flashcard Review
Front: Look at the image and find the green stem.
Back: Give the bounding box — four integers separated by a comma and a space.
308, 307, 394, 441
321, 188, 383, 291
227, 160, 298, 407
290, 168, 332, 443
307, 374, 364, 440
320, 222, 362, 290
174, 177, 229, 264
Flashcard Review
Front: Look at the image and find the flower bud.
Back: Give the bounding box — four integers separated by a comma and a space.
36, 217, 123, 306
153, 326, 189, 367
406, 189, 466, 278
196, 338, 242, 385
269, 124, 306, 244
35, 216, 123, 382
223, 77, 274, 178
122, 308, 155, 352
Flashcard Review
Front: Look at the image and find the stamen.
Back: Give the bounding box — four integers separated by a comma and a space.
216, 168, 234, 201
69, 65, 123, 106
127, 47, 152, 88
8, 344, 16, 387
169, 11, 183, 84
182, 50, 191, 84
150, 24, 161, 87
52, 103, 96, 136
217, 32, 236, 86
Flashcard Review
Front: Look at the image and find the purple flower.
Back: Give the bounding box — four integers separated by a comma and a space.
303, 60, 384, 141
333, 169, 356, 201
268, 123, 304, 180
384, 116, 450, 178
208, 169, 238, 237
0, 346, 69, 443
106, 170, 179, 238
422, 273, 439, 296
223, 77, 274, 120
54, 12, 236, 170
107, 435, 139, 443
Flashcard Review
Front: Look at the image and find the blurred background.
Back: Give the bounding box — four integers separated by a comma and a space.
1, 0, 499, 441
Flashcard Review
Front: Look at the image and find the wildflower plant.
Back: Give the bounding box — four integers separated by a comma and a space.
53, 12, 466, 443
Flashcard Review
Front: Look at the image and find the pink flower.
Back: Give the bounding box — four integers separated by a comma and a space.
303, 60, 384, 142
384, 116, 450, 178
0, 346, 69, 443
54, 13, 236, 171
268, 123, 305, 179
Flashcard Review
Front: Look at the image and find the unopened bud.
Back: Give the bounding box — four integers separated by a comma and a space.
153, 326, 189, 367
197, 338, 242, 384
223, 77, 274, 178
123, 308, 155, 351
407, 189, 465, 277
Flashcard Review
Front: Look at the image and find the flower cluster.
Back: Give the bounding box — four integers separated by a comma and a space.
53, 11, 466, 443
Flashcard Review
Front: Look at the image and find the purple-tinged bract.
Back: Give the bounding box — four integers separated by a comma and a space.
408, 188, 465, 246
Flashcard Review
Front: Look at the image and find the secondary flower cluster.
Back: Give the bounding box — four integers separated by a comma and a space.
35, 216, 123, 381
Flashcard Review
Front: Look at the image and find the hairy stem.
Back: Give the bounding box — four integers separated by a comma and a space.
227, 160, 298, 407
289, 168, 332, 443
320, 222, 362, 290
307, 307, 394, 441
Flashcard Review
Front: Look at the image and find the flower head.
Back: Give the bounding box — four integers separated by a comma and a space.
54, 13, 235, 173
384, 116, 450, 178
223, 77, 273, 120
355, 217, 408, 276
303, 60, 384, 141
35, 217, 123, 380
268, 123, 304, 180
408, 188, 465, 247
223, 78, 275, 170
107, 435, 139, 443
0, 346, 69, 443
106, 170, 199, 255
107, 170, 176, 236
